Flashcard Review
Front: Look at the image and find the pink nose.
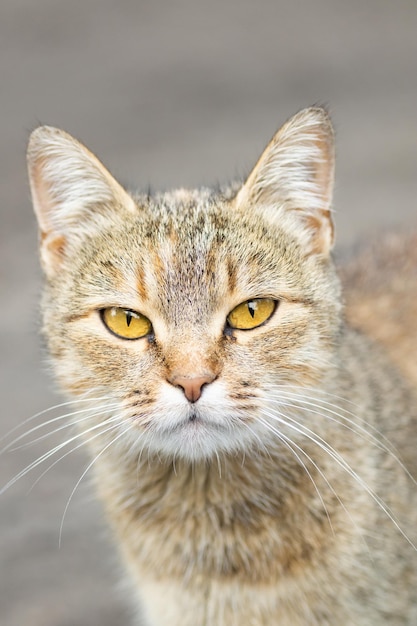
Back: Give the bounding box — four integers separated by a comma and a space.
171, 375, 216, 403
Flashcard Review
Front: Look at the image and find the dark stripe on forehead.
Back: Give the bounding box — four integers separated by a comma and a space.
136, 262, 148, 302
227, 257, 237, 293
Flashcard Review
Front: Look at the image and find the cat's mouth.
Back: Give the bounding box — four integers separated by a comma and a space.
166, 407, 225, 433
136, 404, 257, 460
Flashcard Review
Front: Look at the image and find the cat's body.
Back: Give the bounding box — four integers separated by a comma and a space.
27, 108, 417, 625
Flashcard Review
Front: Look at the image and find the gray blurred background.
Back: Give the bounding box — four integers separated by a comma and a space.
0, 1, 416, 624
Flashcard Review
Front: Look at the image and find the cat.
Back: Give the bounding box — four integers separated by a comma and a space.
26, 107, 417, 625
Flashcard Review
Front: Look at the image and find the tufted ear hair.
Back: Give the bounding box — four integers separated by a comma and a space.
235, 107, 335, 256
27, 126, 136, 276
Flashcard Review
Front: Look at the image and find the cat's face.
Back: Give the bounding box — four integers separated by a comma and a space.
28, 107, 341, 461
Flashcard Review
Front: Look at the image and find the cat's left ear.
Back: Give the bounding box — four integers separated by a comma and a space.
235, 107, 335, 256
27, 126, 136, 276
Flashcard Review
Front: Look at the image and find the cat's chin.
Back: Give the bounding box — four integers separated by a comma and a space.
132, 412, 257, 463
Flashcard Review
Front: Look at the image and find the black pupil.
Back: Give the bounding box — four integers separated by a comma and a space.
248, 301, 256, 318
126, 312, 133, 327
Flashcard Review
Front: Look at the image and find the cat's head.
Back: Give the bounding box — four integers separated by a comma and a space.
28, 107, 341, 462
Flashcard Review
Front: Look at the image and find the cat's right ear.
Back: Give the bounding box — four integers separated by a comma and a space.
27, 126, 136, 277
234, 107, 335, 256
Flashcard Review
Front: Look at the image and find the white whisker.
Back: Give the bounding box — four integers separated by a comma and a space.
257, 416, 335, 535
261, 406, 417, 551
0, 393, 114, 446
2, 403, 120, 454
28, 418, 124, 494
59, 422, 133, 546
214, 450, 222, 478
0, 412, 122, 495
267, 386, 417, 487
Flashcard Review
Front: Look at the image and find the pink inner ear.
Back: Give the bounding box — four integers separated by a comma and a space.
40, 233, 67, 274
299, 209, 334, 256
41, 231, 66, 255
30, 157, 57, 235
311, 133, 334, 210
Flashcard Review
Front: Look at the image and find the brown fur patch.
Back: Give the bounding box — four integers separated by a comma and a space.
136, 263, 148, 303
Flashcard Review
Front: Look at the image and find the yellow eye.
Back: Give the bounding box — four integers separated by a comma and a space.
227, 298, 276, 330
101, 307, 152, 340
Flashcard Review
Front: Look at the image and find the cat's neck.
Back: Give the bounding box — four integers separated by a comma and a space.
90, 440, 355, 588
92, 425, 354, 529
